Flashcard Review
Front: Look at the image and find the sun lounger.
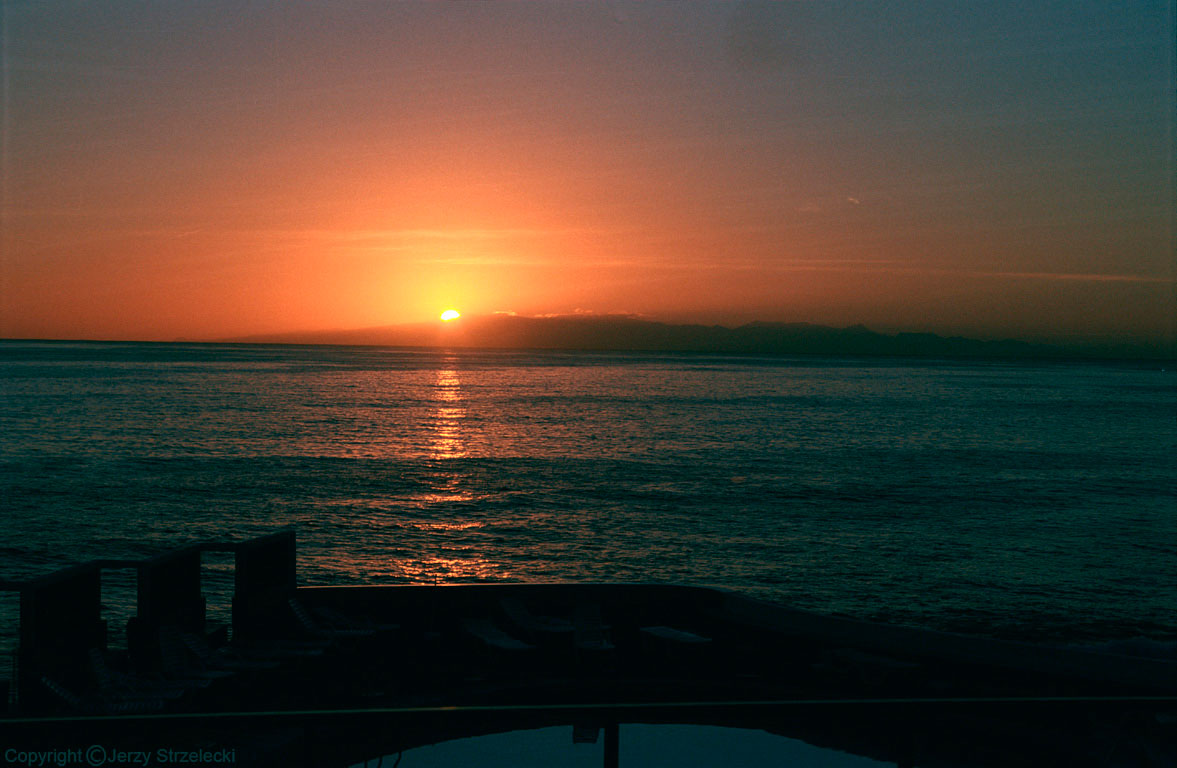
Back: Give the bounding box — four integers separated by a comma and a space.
88, 648, 190, 698
310, 602, 400, 633
288, 598, 374, 640
639, 625, 712, 644
230, 619, 331, 660
39, 675, 99, 714
223, 598, 331, 658
155, 627, 237, 684
233, 642, 326, 661
41, 675, 164, 716
461, 618, 535, 651
500, 597, 575, 636
172, 627, 280, 671
230, 629, 329, 660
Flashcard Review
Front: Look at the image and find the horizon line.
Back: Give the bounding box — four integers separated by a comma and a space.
3, 316, 1174, 361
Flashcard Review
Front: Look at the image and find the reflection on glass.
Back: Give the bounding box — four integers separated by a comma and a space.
353, 724, 894, 768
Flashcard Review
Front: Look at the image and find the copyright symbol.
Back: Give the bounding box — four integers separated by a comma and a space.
85, 745, 106, 767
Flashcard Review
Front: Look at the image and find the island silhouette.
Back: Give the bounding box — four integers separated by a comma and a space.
228, 315, 1174, 360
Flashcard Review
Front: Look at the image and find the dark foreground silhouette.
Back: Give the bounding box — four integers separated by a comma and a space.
2, 531, 1174, 767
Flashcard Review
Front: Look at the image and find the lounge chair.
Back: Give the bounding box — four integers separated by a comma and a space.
229, 622, 329, 660
155, 627, 236, 684
39, 675, 99, 715
500, 597, 575, 637
310, 601, 400, 633
88, 648, 189, 699
170, 627, 280, 672
41, 675, 164, 716
639, 625, 711, 645
229, 597, 331, 659
288, 598, 374, 640
231, 629, 329, 660
461, 618, 535, 651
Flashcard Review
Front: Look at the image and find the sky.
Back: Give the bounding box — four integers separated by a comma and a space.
1, 1, 1173, 344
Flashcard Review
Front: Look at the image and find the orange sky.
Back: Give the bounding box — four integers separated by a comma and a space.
1, 2, 1173, 344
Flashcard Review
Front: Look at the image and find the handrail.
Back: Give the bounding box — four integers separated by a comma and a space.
2, 530, 297, 590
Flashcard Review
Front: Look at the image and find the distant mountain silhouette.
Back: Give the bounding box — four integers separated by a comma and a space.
224, 314, 1177, 359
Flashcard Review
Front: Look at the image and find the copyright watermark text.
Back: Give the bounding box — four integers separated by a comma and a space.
5, 747, 235, 767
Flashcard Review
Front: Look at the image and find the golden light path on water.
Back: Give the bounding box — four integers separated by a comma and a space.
430, 364, 467, 460
386, 358, 512, 583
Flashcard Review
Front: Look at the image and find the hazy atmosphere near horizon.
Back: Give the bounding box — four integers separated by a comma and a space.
1, 0, 1173, 347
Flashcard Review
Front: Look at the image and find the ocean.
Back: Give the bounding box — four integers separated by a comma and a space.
2, 340, 1175, 664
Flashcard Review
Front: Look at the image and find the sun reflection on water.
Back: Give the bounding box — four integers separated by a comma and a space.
384, 555, 514, 582
405, 491, 477, 507
430, 364, 467, 460
396, 360, 508, 581
407, 519, 484, 532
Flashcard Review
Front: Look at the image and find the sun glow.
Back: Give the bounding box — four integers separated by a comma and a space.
440, 309, 461, 322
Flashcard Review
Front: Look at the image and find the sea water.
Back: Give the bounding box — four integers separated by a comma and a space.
2, 340, 1174, 661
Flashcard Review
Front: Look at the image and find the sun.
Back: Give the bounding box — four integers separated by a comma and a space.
440, 309, 461, 322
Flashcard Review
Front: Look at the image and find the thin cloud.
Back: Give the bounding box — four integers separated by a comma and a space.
975, 271, 1173, 284
535, 309, 645, 319
334, 227, 601, 242
860, 265, 1174, 283
669, 260, 1174, 284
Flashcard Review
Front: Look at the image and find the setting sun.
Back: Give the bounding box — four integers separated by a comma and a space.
440, 309, 461, 322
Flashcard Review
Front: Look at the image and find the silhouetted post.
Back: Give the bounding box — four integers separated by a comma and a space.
604, 722, 618, 768
18, 564, 104, 711
233, 529, 297, 644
